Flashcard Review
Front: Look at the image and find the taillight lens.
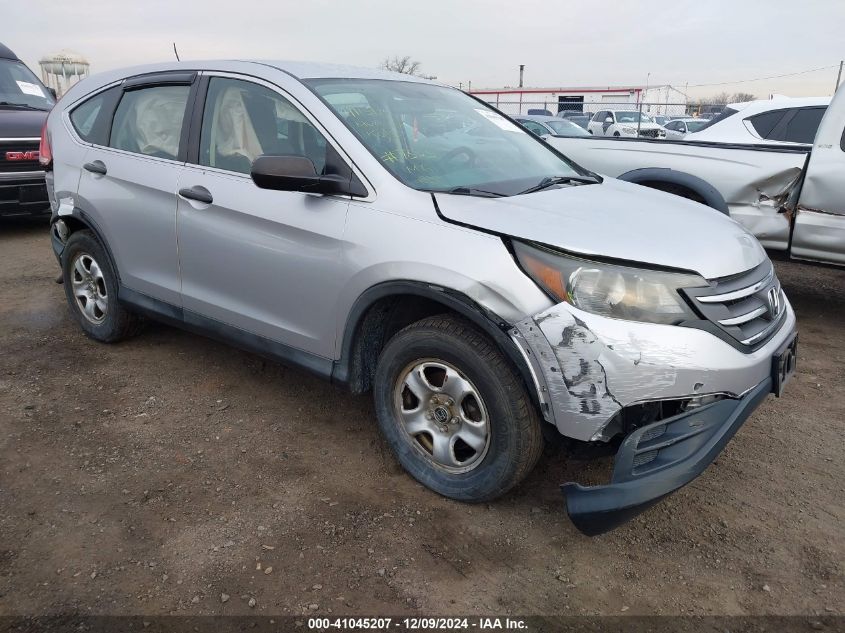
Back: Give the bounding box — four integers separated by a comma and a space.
39, 120, 52, 168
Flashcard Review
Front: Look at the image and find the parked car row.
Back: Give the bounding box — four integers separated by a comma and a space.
514, 95, 830, 147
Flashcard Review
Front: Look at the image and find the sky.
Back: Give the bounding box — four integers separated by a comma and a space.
4, 0, 845, 100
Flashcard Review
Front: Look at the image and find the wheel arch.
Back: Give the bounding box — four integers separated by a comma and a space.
53, 210, 123, 281
617, 167, 730, 215
332, 281, 538, 405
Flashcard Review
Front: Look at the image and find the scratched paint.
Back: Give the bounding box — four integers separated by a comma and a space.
515, 305, 731, 442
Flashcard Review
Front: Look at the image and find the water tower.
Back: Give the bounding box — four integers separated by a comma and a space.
39, 50, 89, 97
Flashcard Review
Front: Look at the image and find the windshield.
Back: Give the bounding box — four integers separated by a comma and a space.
614, 111, 653, 123
685, 120, 709, 133
0, 59, 55, 110
306, 79, 585, 195
544, 119, 589, 136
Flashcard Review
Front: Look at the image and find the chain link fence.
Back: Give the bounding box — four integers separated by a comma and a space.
479, 100, 726, 122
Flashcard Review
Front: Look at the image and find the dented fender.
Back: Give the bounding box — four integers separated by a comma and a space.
511, 300, 796, 442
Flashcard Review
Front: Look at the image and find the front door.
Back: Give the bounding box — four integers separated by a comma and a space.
176, 75, 351, 359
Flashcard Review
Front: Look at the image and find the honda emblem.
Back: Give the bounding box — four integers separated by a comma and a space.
767, 287, 781, 317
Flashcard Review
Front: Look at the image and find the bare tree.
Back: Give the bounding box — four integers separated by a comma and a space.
730, 92, 756, 103
380, 55, 436, 80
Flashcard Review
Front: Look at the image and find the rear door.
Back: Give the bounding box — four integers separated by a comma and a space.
75, 72, 197, 306
175, 73, 354, 359
791, 93, 845, 264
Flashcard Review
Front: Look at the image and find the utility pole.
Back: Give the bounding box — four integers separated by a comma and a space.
837, 60, 843, 92
468, 80, 472, 92
519, 65, 525, 88
638, 71, 650, 136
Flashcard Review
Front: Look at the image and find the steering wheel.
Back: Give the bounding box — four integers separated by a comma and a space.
441, 146, 477, 168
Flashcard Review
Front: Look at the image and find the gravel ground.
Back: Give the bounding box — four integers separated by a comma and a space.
0, 219, 842, 617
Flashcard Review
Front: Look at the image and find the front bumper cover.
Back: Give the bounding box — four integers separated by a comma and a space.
562, 376, 772, 536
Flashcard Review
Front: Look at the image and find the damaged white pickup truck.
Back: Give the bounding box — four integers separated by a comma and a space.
545, 85, 845, 266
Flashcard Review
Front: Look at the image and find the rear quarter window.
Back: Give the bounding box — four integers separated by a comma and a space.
783, 107, 826, 144
747, 109, 790, 139
69, 87, 120, 145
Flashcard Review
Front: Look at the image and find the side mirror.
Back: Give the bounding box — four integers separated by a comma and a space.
251, 155, 348, 195
540, 134, 551, 140
604, 117, 613, 124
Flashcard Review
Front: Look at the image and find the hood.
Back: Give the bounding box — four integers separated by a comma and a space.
434, 178, 766, 280
0, 108, 49, 138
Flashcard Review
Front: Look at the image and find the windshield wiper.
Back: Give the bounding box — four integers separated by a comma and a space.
0, 101, 49, 111
443, 186, 506, 198
516, 175, 598, 196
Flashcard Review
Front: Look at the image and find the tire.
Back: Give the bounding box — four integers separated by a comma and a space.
61, 230, 143, 342
373, 315, 543, 502
613, 131, 621, 137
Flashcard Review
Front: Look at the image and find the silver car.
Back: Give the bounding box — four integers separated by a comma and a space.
42, 61, 798, 535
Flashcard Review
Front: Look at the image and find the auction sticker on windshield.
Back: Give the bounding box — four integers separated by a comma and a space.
16, 81, 45, 97
474, 109, 522, 132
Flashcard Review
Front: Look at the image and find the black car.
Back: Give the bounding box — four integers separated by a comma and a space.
0, 42, 55, 218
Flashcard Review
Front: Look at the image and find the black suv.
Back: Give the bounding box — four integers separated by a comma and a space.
0, 42, 55, 218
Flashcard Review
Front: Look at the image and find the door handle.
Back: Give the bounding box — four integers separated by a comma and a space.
178, 186, 213, 205
83, 161, 107, 175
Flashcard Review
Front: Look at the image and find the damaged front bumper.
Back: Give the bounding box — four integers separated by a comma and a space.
563, 375, 773, 535
510, 295, 797, 535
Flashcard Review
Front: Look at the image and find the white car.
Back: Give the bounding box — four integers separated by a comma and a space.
663, 117, 709, 139
686, 96, 830, 145
587, 110, 666, 138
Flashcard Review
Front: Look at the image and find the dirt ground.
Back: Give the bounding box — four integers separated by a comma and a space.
0, 218, 842, 618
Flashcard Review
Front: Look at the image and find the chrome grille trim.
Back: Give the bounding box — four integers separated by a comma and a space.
718, 305, 768, 326
697, 267, 774, 303
685, 260, 785, 350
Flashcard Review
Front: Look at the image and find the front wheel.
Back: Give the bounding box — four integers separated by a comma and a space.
373, 315, 543, 502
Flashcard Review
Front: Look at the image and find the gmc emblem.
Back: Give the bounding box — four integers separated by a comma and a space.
5, 150, 40, 161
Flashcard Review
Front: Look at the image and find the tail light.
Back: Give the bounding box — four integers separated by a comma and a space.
39, 120, 52, 169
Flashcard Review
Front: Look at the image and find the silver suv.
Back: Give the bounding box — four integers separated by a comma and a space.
42, 61, 798, 535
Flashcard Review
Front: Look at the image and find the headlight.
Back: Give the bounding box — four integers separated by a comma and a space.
513, 241, 705, 325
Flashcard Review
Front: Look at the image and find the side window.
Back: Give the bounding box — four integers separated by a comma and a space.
747, 109, 789, 140
199, 77, 328, 176
519, 120, 548, 136
109, 85, 190, 159
592, 111, 605, 122
783, 107, 826, 144
69, 86, 119, 145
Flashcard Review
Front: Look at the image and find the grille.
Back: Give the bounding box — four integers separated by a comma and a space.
685, 260, 785, 348
632, 450, 659, 468
0, 140, 41, 173
638, 129, 660, 138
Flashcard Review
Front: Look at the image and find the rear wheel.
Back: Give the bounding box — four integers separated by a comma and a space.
373, 315, 543, 502
61, 230, 143, 342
